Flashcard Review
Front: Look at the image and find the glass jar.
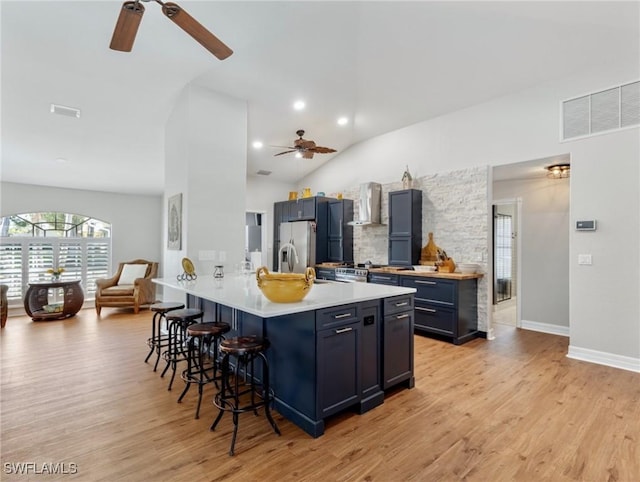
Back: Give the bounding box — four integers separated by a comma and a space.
213, 265, 224, 279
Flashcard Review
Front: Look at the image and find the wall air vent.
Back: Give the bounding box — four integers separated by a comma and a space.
256, 170, 272, 176
50, 103, 81, 118
562, 80, 639, 140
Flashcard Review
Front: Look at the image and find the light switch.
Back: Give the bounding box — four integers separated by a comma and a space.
199, 250, 216, 261
578, 254, 592, 265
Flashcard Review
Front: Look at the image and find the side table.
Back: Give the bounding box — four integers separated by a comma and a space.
24, 280, 84, 321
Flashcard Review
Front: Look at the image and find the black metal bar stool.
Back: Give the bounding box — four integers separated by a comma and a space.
145, 301, 185, 371
177, 321, 231, 419
161, 308, 204, 391
210, 335, 280, 456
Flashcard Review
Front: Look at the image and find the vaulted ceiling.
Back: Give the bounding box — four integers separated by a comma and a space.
2, 1, 638, 194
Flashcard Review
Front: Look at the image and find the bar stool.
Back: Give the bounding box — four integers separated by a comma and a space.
177, 321, 231, 419
210, 335, 280, 456
161, 308, 204, 391
145, 301, 185, 371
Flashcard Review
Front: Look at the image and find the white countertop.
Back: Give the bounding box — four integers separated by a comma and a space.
153, 274, 416, 318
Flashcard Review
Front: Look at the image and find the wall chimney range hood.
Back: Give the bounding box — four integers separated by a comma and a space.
348, 182, 382, 226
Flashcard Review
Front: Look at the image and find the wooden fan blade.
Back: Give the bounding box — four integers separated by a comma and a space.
109, 1, 145, 52
302, 151, 315, 159
308, 146, 337, 154
161, 2, 233, 60
274, 150, 297, 156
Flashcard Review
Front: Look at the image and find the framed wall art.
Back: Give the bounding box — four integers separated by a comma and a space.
168, 193, 182, 250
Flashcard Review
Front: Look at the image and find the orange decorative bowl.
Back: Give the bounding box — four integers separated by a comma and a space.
256, 266, 315, 303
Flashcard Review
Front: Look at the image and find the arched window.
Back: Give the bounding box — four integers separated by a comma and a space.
0, 212, 111, 305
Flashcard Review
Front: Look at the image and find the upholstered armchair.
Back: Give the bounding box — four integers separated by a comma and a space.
95, 259, 158, 315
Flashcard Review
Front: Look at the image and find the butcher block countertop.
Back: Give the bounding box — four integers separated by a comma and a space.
368, 267, 484, 280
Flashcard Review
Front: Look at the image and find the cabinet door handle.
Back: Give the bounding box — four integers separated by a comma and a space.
395, 301, 409, 307
415, 306, 437, 313
334, 313, 351, 319
396, 314, 409, 320
416, 280, 437, 285
335, 327, 353, 334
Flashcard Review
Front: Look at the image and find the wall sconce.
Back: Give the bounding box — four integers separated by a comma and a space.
546, 163, 570, 179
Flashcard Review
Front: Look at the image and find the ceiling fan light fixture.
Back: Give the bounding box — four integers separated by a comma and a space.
109, 1, 145, 52
161, 2, 233, 60
546, 163, 570, 179
295, 152, 303, 158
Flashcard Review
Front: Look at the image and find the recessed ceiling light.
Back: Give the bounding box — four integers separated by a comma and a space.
293, 100, 305, 111
252, 141, 263, 149
337, 117, 349, 126
55, 157, 67, 163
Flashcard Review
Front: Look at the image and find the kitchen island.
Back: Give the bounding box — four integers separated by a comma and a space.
154, 274, 416, 437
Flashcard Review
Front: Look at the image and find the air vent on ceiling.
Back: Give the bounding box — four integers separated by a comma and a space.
562, 80, 639, 140
50, 103, 81, 118
256, 170, 272, 176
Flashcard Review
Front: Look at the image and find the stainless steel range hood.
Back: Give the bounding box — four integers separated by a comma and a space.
348, 182, 382, 226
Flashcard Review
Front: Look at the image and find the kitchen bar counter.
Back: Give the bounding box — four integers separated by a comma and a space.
153, 273, 415, 317
153, 274, 416, 437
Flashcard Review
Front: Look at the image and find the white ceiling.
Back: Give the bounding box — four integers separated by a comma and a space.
2, 1, 639, 195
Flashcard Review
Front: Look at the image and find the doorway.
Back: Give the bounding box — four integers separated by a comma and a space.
492, 200, 520, 327
245, 211, 267, 270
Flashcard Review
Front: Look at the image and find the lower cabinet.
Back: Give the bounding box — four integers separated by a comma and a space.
315, 267, 336, 281
368, 273, 399, 285
382, 294, 415, 389
317, 320, 361, 419
400, 276, 479, 345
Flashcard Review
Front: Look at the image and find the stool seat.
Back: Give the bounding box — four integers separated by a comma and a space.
166, 308, 204, 322
220, 336, 269, 355
161, 309, 204, 391
151, 301, 185, 313
211, 335, 280, 455
178, 321, 230, 419
145, 302, 185, 371
187, 322, 231, 337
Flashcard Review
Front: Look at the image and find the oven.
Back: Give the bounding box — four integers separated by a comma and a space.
334, 267, 369, 283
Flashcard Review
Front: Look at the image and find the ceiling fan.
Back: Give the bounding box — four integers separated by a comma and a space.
109, 0, 233, 60
273, 130, 337, 159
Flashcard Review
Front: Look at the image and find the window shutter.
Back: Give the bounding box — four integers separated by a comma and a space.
86, 242, 110, 295
0, 242, 23, 300
28, 243, 54, 283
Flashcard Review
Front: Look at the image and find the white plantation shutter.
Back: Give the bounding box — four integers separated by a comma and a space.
0, 242, 23, 301
28, 242, 55, 283
85, 242, 110, 295
59, 242, 83, 283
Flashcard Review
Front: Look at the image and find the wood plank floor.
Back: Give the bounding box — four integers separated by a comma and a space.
1, 309, 639, 481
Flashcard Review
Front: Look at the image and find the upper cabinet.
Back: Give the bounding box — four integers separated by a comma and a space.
327, 199, 354, 262
388, 189, 422, 266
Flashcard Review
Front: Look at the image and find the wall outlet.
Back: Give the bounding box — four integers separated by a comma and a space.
578, 254, 592, 265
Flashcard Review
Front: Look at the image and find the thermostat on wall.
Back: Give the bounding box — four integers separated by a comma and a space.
576, 220, 597, 231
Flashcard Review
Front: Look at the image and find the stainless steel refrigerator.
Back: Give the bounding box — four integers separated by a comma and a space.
278, 221, 316, 273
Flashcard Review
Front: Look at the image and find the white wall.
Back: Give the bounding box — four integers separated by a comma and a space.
162, 84, 247, 302
302, 65, 640, 366
0, 181, 162, 273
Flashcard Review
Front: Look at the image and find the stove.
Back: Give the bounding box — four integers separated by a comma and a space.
334, 267, 369, 283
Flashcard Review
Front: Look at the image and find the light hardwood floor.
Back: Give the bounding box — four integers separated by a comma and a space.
1, 309, 639, 481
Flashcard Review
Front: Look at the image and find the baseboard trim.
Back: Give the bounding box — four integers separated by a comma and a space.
567, 345, 640, 373
521, 319, 569, 337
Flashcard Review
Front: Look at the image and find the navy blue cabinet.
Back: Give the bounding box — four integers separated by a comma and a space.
327, 199, 354, 262
400, 275, 479, 345
359, 301, 384, 412
382, 294, 415, 389
388, 189, 422, 266
315, 268, 336, 281
368, 272, 399, 285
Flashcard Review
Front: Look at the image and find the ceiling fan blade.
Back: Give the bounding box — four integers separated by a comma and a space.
109, 1, 145, 52
309, 147, 337, 154
274, 150, 297, 156
161, 2, 233, 60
